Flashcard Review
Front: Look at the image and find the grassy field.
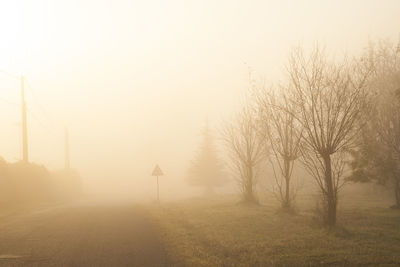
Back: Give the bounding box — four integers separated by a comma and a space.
146, 193, 400, 266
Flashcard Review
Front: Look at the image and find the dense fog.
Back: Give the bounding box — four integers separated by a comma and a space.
0, 0, 399, 202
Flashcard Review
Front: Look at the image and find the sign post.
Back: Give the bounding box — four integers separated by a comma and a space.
151, 164, 164, 203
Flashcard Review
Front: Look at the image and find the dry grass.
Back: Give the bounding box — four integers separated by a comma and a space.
146, 193, 400, 266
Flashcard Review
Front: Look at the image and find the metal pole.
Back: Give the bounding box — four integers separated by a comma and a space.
157, 175, 159, 203
65, 127, 70, 170
21, 75, 28, 163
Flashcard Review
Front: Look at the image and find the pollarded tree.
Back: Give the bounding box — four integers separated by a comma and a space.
186, 122, 227, 194
256, 85, 303, 209
222, 105, 266, 203
287, 45, 371, 226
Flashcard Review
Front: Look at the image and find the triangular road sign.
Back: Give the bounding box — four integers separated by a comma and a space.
152, 164, 164, 176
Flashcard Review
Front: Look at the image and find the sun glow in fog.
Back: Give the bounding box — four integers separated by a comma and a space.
0, 0, 399, 199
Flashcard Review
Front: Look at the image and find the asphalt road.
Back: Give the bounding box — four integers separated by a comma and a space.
0, 204, 169, 267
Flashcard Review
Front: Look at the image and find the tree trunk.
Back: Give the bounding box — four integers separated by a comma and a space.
323, 154, 337, 227
395, 178, 400, 208
247, 165, 253, 200
245, 165, 256, 203
284, 157, 291, 208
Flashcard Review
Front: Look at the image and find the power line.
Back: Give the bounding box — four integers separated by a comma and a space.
0, 97, 19, 107
0, 69, 19, 108
0, 72, 50, 118
24, 78, 55, 127
0, 73, 59, 140
0, 70, 64, 165
0, 72, 53, 125
0, 69, 19, 80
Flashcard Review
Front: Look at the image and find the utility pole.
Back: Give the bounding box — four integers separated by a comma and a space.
65, 127, 70, 170
21, 75, 28, 163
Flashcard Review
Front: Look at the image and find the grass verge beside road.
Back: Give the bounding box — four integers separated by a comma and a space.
147, 194, 400, 266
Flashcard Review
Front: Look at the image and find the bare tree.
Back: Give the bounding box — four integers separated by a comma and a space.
256, 85, 302, 209
367, 40, 400, 207
375, 92, 400, 208
222, 105, 266, 203
287, 46, 371, 226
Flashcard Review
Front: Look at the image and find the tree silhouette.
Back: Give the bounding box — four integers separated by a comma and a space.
186, 122, 227, 193
256, 85, 302, 209
287, 46, 371, 226
349, 40, 400, 208
222, 106, 266, 203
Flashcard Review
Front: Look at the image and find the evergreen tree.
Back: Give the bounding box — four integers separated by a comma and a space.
186, 122, 227, 193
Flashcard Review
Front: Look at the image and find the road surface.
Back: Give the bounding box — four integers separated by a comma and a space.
0, 204, 169, 266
